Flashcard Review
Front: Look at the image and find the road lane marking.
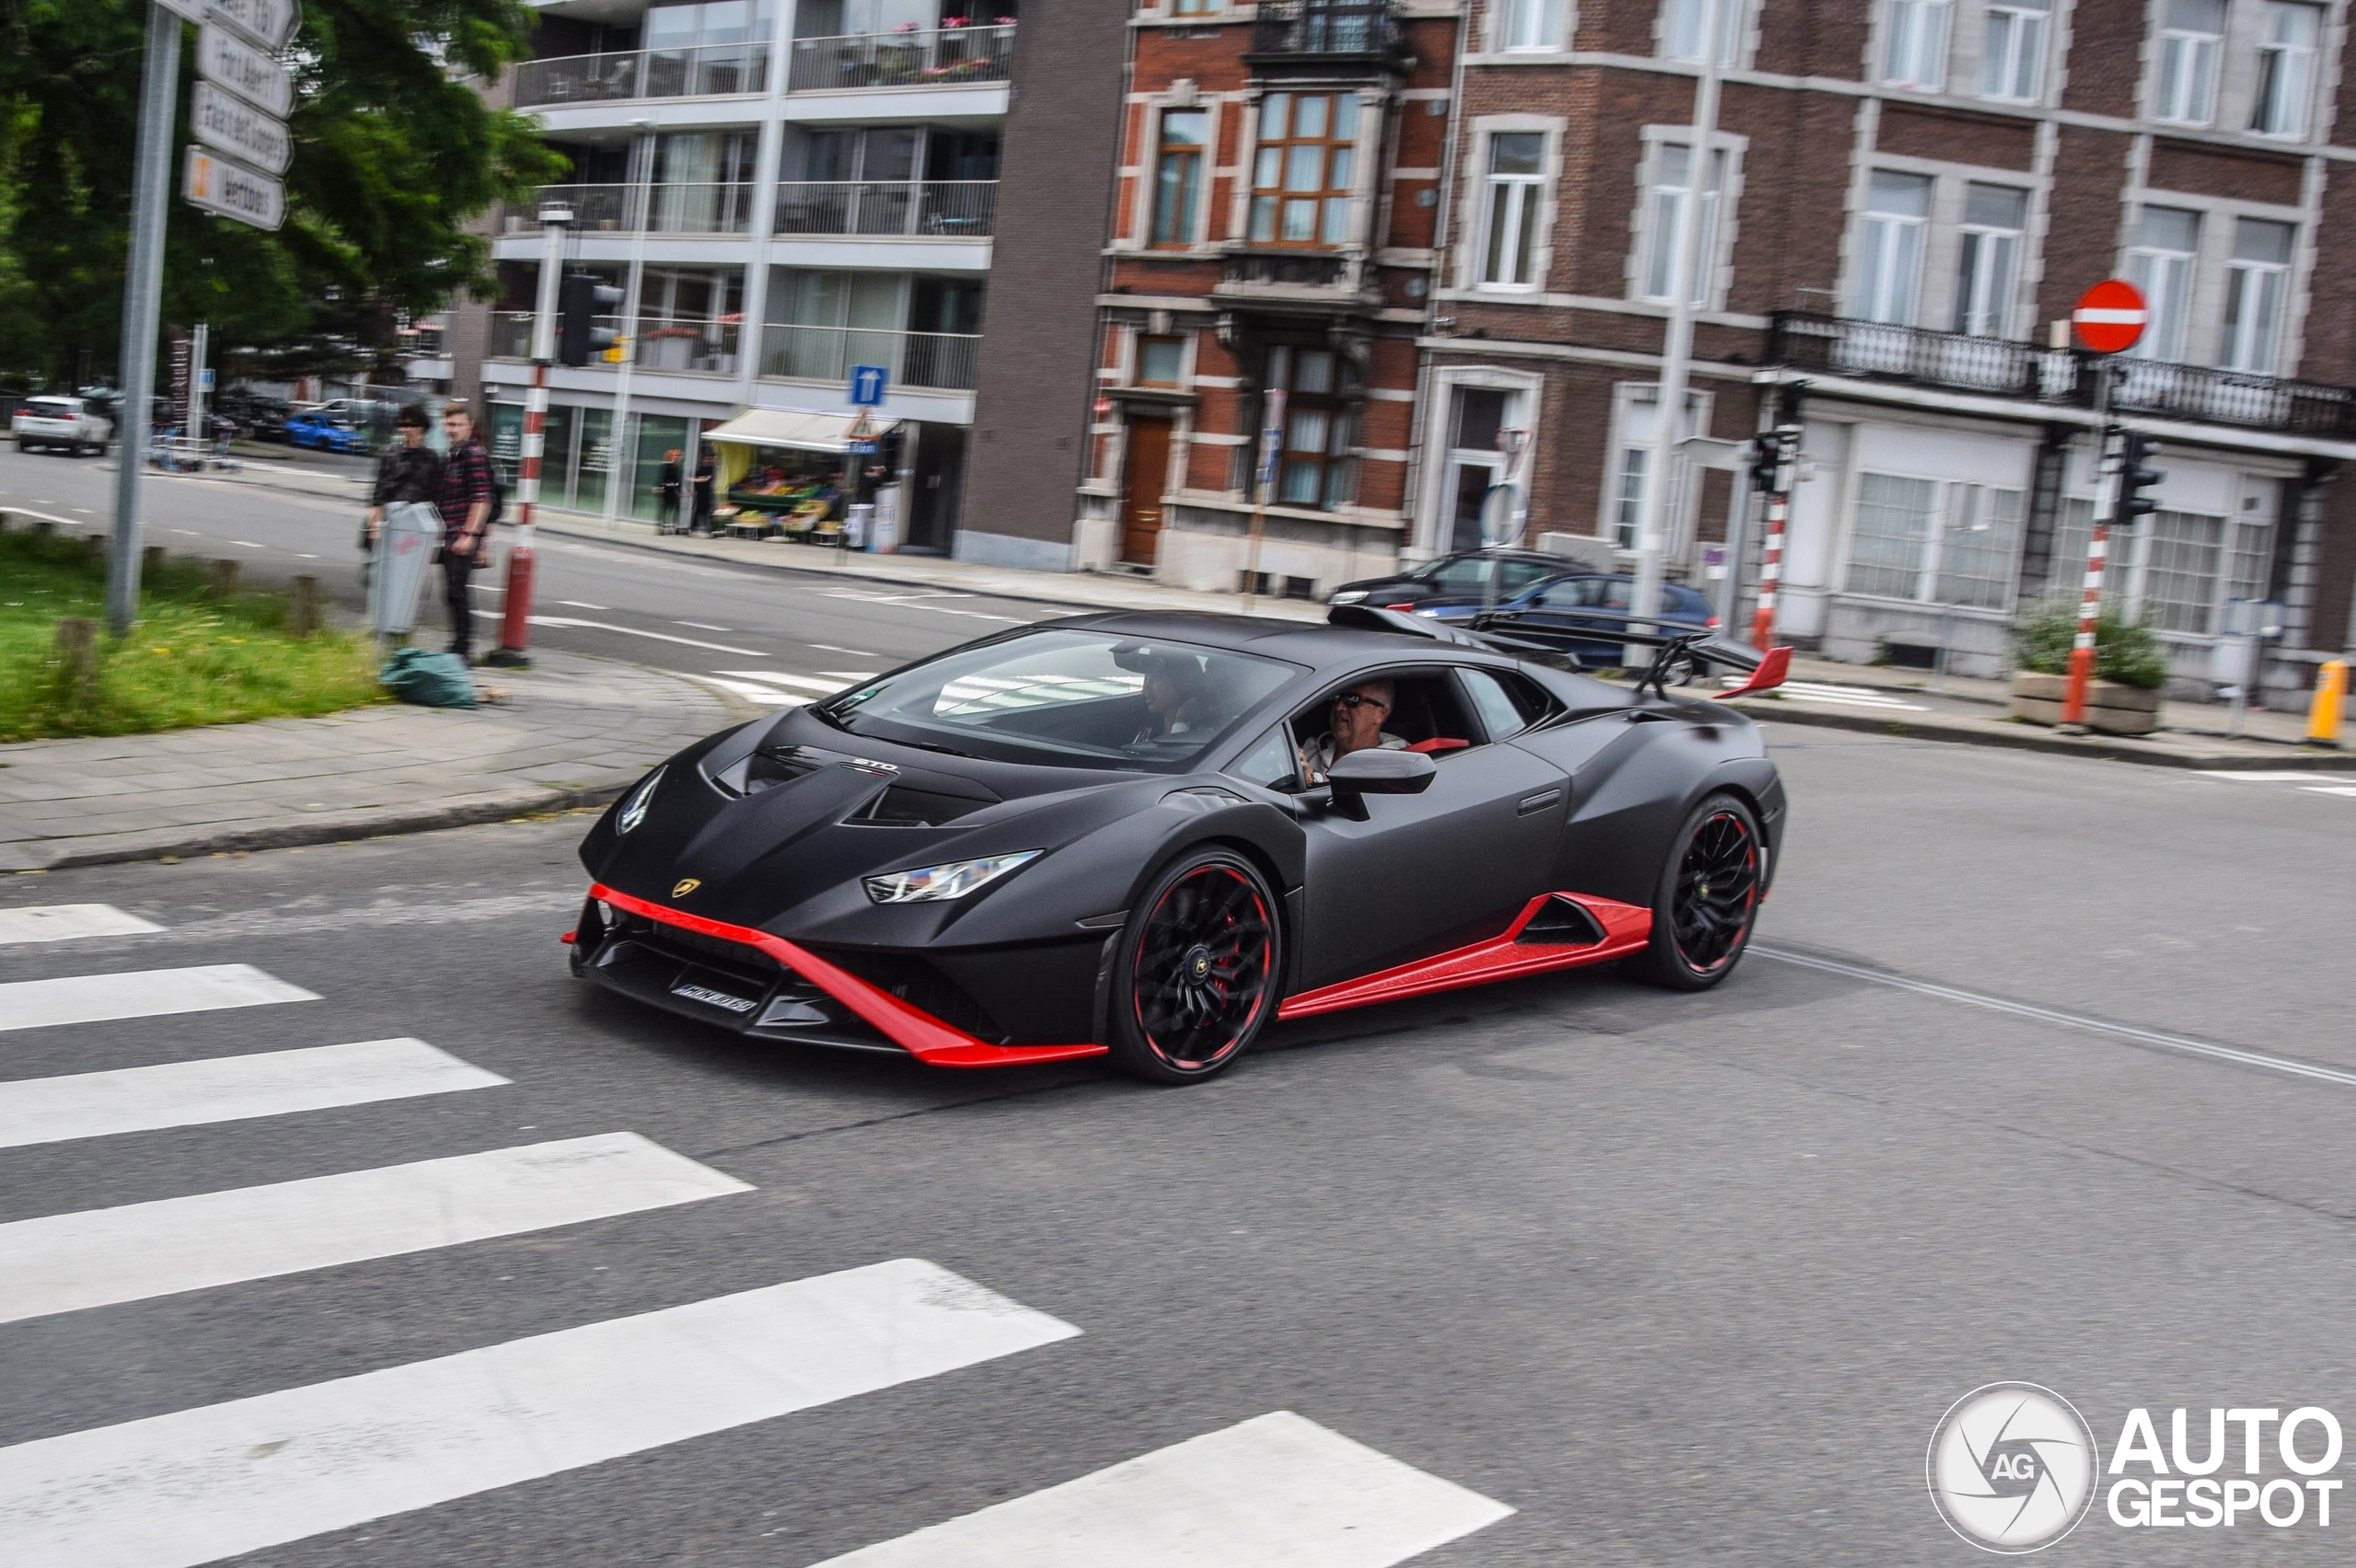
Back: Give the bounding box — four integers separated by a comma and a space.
0, 905, 164, 946
0, 1132, 747, 1324
810, 1412, 1514, 1567
811, 643, 878, 656
689, 675, 809, 707
676, 620, 731, 631
471, 611, 765, 656
1753, 943, 2356, 1089
0, 1038, 506, 1150
230, 540, 262, 549
2303, 785, 2356, 797
0, 964, 318, 1032
822, 590, 1030, 625
558, 600, 607, 609
0, 1258, 1078, 1568
713, 670, 849, 694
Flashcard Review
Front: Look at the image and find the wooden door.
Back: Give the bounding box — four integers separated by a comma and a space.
1120, 416, 1174, 566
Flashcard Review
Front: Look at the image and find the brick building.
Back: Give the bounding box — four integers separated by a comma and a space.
1420, 0, 2356, 687
1079, 1, 1461, 595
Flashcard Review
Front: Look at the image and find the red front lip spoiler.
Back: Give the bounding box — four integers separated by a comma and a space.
587, 883, 1110, 1069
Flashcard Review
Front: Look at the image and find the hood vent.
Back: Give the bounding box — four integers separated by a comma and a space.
710, 747, 823, 799
849, 784, 990, 827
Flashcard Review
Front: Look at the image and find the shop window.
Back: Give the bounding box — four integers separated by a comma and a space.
1843, 472, 2023, 607
1249, 92, 1360, 248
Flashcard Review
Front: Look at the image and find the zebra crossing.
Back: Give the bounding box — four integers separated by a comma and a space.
0, 903, 1516, 1567
689, 665, 880, 707
2193, 769, 2356, 800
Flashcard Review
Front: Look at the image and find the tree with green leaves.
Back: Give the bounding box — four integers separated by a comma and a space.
0, 0, 563, 388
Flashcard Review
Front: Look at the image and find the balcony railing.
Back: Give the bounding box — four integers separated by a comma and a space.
1250, 1, 1403, 58
786, 25, 1014, 92
514, 40, 770, 109
773, 179, 997, 237
504, 182, 760, 236
1215, 249, 1370, 299
757, 324, 981, 390
1766, 311, 2356, 438
489, 311, 742, 375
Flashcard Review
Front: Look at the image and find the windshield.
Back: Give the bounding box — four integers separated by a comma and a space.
818, 629, 1299, 770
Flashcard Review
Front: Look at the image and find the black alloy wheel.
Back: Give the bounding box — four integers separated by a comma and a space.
1626, 791, 1763, 990
1108, 849, 1281, 1084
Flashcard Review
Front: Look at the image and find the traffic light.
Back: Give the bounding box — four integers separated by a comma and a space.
558, 272, 624, 367
2117, 431, 2164, 525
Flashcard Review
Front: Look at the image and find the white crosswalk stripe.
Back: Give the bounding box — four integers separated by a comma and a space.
691, 674, 811, 706
0, 1132, 748, 1324
0, 1037, 505, 1150
810, 1411, 1514, 1568
2193, 770, 2356, 800
1773, 679, 1932, 711
0, 905, 165, 947
714, 669, 858, 694
0, 1258, 1079, 1568
0, 963, 318, 1032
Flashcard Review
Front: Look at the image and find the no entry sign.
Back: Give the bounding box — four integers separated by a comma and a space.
2073, 279, 2148, 354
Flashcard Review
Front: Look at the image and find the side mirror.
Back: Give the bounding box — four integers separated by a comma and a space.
1325, 748, 1437, 818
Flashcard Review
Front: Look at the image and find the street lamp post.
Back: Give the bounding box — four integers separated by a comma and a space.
105, 1, 185, 639
485, 204, 571, 669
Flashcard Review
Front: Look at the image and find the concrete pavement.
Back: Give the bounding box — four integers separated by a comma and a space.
0, 651, 738, 871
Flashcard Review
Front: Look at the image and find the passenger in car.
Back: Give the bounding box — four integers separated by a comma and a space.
1299, 679, 1408, 783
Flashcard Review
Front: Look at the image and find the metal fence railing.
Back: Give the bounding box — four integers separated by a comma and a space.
489, 311, 740, 375
756, 324, 981, 390
506, 182, 760, 236
514, 40, 771, 108
1251, 0, 1403, 55
786, 25, 1015, 92
772, 179, 997, 236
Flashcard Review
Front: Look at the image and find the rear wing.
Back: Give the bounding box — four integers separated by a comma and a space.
1328, 601, 1789, 696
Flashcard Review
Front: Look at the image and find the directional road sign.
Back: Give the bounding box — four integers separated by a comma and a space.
208, 0, 300, 50
197, 20, 292, 119
849, 364, 889, 407
2072, 279, 2148, 354
182, 144, 285, 231
191, 82, 291, 175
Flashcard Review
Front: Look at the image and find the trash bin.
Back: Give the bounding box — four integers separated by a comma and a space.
847, 502, 872, 552
370, 502, 440, 637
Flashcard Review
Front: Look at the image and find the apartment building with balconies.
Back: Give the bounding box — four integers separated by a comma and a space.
1419, 0, 2356, 689
1078, 1, 1461, 595
470, 0, 1117, 554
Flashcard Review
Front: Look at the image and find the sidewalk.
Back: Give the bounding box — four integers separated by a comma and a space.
0, 651, 739, 872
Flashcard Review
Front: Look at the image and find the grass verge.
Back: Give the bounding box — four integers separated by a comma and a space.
0, 528, 386, 743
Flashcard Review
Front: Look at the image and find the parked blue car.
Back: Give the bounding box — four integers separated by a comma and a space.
284, 411, 367, 454
1422, 573, 1722, 676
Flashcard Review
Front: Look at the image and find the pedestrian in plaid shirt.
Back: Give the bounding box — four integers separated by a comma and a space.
437, 402, 498, 663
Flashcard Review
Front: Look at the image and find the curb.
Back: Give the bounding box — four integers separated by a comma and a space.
5, 780, 631, 873
1731, 698, 2350, 770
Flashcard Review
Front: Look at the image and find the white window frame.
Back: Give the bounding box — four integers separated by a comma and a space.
1842, 159, 2043, 338
2151, 0, 2225, 126
1851, 170, 1933, 325
1879, 0, 1953, 90
2249, 0, 2322, 138
1630, 130, 1742, 310
1840, 471, 2027, 608
1599, 383, 1713, 552
1659, 0, 1745, 65
1496, 0, 1570, 52
1476, 130, 1551, 291
1953, 183, 2029, 338
1458, 114, 1564, 295
1977, 0, 2051, 102
1417, 364, 1544, 559
2125, 206, 2201, 362
2220, 219, 2295, 373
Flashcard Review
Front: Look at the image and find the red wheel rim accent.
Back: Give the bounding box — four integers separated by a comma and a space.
1131, 865, 1273, 1071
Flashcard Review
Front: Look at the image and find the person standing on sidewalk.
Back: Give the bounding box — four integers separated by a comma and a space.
690, 447, 716, 535
436, 402, 498, 663
656, 449, 683, 533
362, 406, 444, 590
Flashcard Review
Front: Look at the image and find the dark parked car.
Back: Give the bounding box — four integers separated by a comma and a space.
1326, 550, 1574, 611
1425, 574, 1722, 680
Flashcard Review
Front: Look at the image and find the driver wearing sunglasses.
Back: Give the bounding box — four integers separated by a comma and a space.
1299, 678, 1407, 784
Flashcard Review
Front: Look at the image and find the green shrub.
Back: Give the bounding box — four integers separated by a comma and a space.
2012, 594, 2169, 690
0, 528, 386, 742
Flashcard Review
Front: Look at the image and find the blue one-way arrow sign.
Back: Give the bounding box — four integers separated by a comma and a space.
849, 364, 889, 407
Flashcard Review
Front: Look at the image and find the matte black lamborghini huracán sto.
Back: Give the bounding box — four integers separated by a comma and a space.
569, 605, 1793, 1084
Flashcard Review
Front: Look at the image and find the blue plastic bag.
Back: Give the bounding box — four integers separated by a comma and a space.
379, 647, 479, 709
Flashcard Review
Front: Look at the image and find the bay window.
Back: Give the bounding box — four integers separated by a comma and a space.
1249, 92, 1360, 248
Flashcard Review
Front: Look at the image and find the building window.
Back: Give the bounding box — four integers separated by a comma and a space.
1443, 385, 1519, 552
1267, 345, 1356, 509
1953, 182, 2027, 337
2250, 2, 2321, 137
1499, 0, 1567, 50
1844, 473, 2024, 606
1854, 170, 1932, 325
2126, 206, 2200, 362
1611, 447, 1649, 550
1981, 0, 2050, 100
1172, 0, 1225, 12
1481, 133, 1547, 287
1151, 109, 1209, 247
1249, 92, 1360, 248
2153, 0, 2224, 124
1881, 0, 1950, 89
2221, 217, 2293, 373
1138, 334, 1186, 386
2053, 500, 2271, 634
1660, 0, 1739, 63
1639, 141, 1727, 305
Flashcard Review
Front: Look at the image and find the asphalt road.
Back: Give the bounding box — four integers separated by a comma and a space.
3, 721, 2353, 1564
0, 444, 1055, 704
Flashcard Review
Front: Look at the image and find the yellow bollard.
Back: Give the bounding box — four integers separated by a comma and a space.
2307, 659, 2347, 746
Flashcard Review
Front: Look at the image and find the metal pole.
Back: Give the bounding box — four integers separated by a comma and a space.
1715, 450, 1750, 630
488, 213, 569, 668
106, 1, 183, 639
190, 321, 208, 467
603, 121, 654, 531
1627, 0, 1723, 666
2061, 359, 2119, 729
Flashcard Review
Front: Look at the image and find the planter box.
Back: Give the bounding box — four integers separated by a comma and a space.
2008, 671, 2162, 735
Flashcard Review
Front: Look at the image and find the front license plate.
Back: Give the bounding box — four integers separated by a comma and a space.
672, 980, 757, 1013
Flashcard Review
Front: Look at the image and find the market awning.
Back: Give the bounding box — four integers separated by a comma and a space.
702, 406, 894, 455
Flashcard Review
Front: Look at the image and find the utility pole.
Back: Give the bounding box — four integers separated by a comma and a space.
2060, 363, 2119, 729
487, 206, 570, 669
1745, 379, 1805, 650
1627, 0, 1724, 666
106, 2, 188, 639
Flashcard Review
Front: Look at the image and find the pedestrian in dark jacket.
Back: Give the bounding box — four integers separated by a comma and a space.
364, 405, 443, 557
690, 448, 717, 535
657, 450, 683, 532
436, 402, 499, 663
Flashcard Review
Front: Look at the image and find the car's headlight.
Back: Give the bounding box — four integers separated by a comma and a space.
863, 850, 1041, 905
617, 766, 665, 834
1328, 589, 1368, 605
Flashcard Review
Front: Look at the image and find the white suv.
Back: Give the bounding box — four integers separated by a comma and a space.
12, 396, 113, 457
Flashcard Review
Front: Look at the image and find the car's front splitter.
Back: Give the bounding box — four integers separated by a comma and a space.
577, 883, 1110, 1069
